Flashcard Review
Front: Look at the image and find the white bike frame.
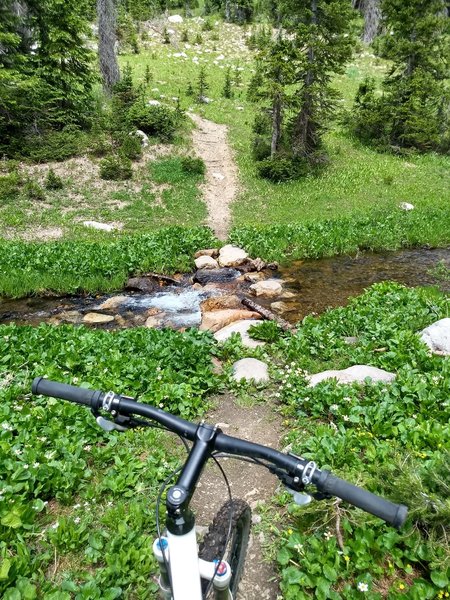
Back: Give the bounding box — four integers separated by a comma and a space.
153, 527, 233, 600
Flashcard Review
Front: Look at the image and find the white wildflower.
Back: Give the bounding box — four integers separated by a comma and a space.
357, 582, 369, 592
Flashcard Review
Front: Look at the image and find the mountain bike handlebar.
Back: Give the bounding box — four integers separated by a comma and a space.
31, 377, 408, 528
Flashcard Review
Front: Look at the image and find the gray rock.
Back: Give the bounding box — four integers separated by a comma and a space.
134, 130, 149, 147
232, 358, 269, 384
419, 318, 450, 355
308, 365, 396, 387
214, 320, 265, 348
193, 268, 241, 285
82, 221, 116, 232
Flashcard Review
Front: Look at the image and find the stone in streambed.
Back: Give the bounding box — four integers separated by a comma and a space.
194, 256, 219, 270
193, 268, 241, 285
200, 309, 261, 333
194, 248, 219, 259
232, 358, 269, 384
218, 245, 248, 268
249, 280, 283, 298
308, 365, 396, 387
419, 318, 450, 355
98, 295, 128, 310
83, 312, 115, 324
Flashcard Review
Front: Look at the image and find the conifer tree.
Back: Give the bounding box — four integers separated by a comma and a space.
282, 0, 355, 163
350, 0, 450, 151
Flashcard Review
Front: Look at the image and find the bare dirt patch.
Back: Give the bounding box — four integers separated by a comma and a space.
190, 114, 238, 240
191, 394, 283, 599
4, 227, 64, 241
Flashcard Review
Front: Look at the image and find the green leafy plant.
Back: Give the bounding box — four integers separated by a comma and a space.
127, 102, 181, 141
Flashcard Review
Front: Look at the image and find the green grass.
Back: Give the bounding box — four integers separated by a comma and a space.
121, 21, 450, 229
0, 156, 207, 240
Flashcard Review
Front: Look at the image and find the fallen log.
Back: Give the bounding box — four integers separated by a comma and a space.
240, 296, 295, 332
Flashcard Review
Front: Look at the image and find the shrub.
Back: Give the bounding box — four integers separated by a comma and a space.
252, 136, 271, 161
120, 134, 143, 161
257, 157, 298, 182
201, 19, 213, 32
195, 32, 203, 45
0, 172, 22, 203
181, 29, 189, 43
89, 135, 112, 158
20, 126, 87, 163
180, 157, 205, 176
24, 180, 46, 201
45, 168, 64, 190
127, 102, 181, 141
99, 155, 133, 181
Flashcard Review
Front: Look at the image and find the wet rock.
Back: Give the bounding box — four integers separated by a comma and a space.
125, 277, 159, 293
308, 365, 396, 387
270, 301, 297, 314
280, 291, 297, 300
232, 358, 269, 384
200, 309, 261, 333
193, 268, 241, 285
218, 245, 248, 268
145, 316, 161, 328
249, 280, 283, 298
195, 256, 219, 270
194, 248, 219, 259
419, 318, 450, 355
214, 320, 265, 348
200, 295, 242, 313
114, 315, 127, 328
98, 295, 128, 310
83, 312, 115, 324
244, 272, 266, 283
57, 310, 82, 323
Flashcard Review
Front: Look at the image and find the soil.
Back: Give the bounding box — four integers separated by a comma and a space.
190, 114, 238, 241
191, 393, 283, 600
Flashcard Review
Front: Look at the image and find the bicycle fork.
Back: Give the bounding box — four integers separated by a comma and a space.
153, 534, 233, 600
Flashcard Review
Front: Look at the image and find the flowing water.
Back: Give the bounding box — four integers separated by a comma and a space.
0, 248, 448, 329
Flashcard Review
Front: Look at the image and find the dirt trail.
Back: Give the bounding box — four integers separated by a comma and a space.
190, 114, 238, 241
191, 394, 283, 599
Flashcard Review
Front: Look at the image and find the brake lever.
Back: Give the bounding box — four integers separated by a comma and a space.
96, 415, 130, 432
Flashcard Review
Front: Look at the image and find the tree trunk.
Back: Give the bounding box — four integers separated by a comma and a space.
97, 0, 120, 94
361, 0, 381, 44
291, 0, 318, 158
271, 91, 282, 156
225, 0, 231, 22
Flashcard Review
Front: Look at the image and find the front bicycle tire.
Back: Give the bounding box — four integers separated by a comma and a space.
199, 498, 251, 598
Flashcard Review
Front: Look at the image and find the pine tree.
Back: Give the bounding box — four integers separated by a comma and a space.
196, 66, 209, 103
350, 0, 450, 151
223, 66, 233, 98
282, 0, 355, 163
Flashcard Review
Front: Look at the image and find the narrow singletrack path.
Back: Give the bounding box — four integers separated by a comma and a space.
191, 394, 283, 599
190, 114, 238, 241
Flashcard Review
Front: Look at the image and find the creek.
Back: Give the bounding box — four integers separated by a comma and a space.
0, 248, 448, 330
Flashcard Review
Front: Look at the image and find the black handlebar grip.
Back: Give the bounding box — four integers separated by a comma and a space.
32, 377, 103, 408
316, 471, 408, 528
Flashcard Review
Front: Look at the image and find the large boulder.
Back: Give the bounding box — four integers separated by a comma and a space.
194, 256, 219, 270
218, 245, 248, 268
419, 318, 450, 355
308, 365, 396, 387
249, 279, 283, 298
199, 309, 261, 333
214, 320, 265, 348
232, 358, 269, 384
